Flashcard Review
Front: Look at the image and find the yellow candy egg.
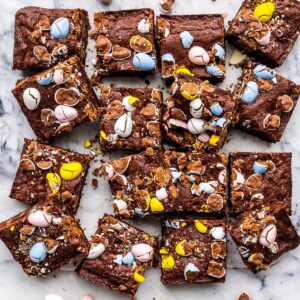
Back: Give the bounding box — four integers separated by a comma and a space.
150, 197, 164, 213
180, 82, 200, 100
159, 247, 169, 255
60, 162, 83, 181
175, 240, 186, 256
46, 172, 61, 195
195, 220, 208, 233
162, 255, 175, 270
100, 130, 107, 141
133, 270, 145, 283
84, 139, 91, 148
253, 2, 275, 23
175, 67, 194, 76
128, 96, 140, 106
209, 135, 220, 147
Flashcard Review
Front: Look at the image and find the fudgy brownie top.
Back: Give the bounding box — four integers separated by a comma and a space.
98, 86, 162, 151
10, 139, 90, 214
77, 215, 158, 296
161, 218, 227, 284
101, 148, 228, 218
13, 6, 89, 70
0, 200, 89, 277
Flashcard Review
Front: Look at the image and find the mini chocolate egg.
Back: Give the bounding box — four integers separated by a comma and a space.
184, 263, 200, 281
199, 181, 217, 194
188, 46, 210, 65
138, 18, 150, 33
213, 117, 227, 128
253, 2, 275, 23
122, 251, 135, 265
46, 172, 61, 195
150, 197, 164, 212
29, 241, 48, 263
259, 224, 277, 247
206, 64, 225, 77
180, 31, 194, 49
162, 53, 175, 63
87, 243, 105, 259
133, 270, 145, 283
187, 118, 206, 134
113, 254, 123, 265
210, 103, 223, 116
113, 199, 129, 216
253, 64, 276, 80
60, 162, 83, 181
54, 105, 78, 122
210, 226, 226, 241
161, 255, 175, 269
189, 98, 203, 118
180, 82, 200, 100
253, 161, 268, 174
37, 73, 53, 86
132, 53, 155, 71
50, 17, 70, 39
155, 187, 168, 200
28, 210, 52, 227
212, 43, 225, 59
102, 163, 115, 180
114, 113, 133, 138
122, 95, 140, 112
194, 220, 207, 233
255, 26, 271, 46
241, 81, 259, 104
131, 243, 154, 262
53, 69, 65, 85
23, 88, 41, 110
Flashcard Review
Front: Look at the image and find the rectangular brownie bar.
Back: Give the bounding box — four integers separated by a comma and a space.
226, 0, 300, 67
99, 86, 162, 151
12, 56, 99, 142
10, 139, 90, 214
91, 9, 156, 77
13, 6, 90, 70
156, 15, 226, 81
76, 215, 158, 296
234, 60, 300, 143
229, 206, 300, 273
163, 74, 237, 151
101, 148, 228, 218
0, 200, 89, 277
161, 218, 227, 284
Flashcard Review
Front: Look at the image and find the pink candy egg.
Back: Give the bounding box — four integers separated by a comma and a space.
54, 105, 78, 122
188, 46, 210, 65
131, 243, 154, 262
259, 224, 277, 247
255, 30, 271, 46
28, 210, 52, 227
53, 69, 65, 85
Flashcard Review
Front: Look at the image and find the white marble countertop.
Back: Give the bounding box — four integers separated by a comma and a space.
0, 0, 300, 299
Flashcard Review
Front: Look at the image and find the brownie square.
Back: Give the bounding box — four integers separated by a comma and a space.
229, 152, 292, 215
98, 86, 162, 151
0, 200, 89, 277
229, 206, 300, 273
10, 139, 90, 214
156, 14, 225, 81
13, 6, 90, 70
161, 218, 227, 284
12, 56, 99, 142
77, 215, 158, 296
163, 74, 237, 151
234, 60, 300, 143
91, 9, 156, 77
101, 148, 228, 218
226, 0, 300, 67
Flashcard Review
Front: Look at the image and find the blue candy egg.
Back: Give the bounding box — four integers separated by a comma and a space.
29, 242, 47, 263
134, 207, 143, 216
50, 17, 70, 40
122, 251, 135, 265
253, 64, 276, 80
206, 64, 224, 77
253, 161, 268, 174
161, 53, 175, 62
113, 254, 123, 265
242, 81, 259, 104
210, 103, 224, 116
132, 53, 155, 71
213, 43, 225, 59
180, 31, 194, 49
37, 73, 53, 86
214, 117, 227, 128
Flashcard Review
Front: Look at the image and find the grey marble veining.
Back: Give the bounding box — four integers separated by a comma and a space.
0, 0, 300, 299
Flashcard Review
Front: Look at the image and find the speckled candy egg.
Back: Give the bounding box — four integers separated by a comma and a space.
37, 73, 53, 86
253, 2, 275, 23
213, 43, 225, 59
50, 17, 70, 39
206, 64, 224, 77
54, 105, 78, 122
241, 81, 259, 104
259, 224, 277, 247
187, 118, 206, 134
132, 53, 155, 71
253, 64, 276, 80
189, 98, 203, 118
114, 113, 133, 138
131, 243, 154, 262
210, 103, 223, 116
188, 46, 210, 65
29, 241, 48, 263
60, 162, 83, 180
180, 31, 194, 49
28, 210, 52, 227
253, 161, 268, 174
23, 88, 41, 110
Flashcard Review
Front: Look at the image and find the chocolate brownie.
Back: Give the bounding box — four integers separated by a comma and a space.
163, 74, 237, 151
229, 206, 300, 273
10, 139, 90, 214
226, 0, 300, 67
234, 60, 300, 143
91, 9, 156, 77
13, 6, 89, 70
161, 218, 227, 284
77, 215, 158, 296
0, 200, 89, 277
101, 148, 228, 218
99, 86, 162, 151
156, 15, 225, 81
12, 56, 99, 142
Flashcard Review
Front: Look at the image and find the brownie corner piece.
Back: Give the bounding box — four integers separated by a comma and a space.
0, 200, 89, 277
160, 218, 227, 285
229, 206, 300, 273
92, 8, 156, 77
13, 6, 89, 70
76, 215, 158, 296
10, 138, 90, 214
99, 86, 162, 151
234, 60, 300, 143
156, 14, 225, 81
229, 152, 292, 215
226, 0, 300, 67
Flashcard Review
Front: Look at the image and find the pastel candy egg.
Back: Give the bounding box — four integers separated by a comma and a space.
253, 64, 276, 80
241, 81, 259, 104
60, 162, 83, 181
122, 95, 140, 112
180, 82, 200, 100
155, 187, 168, 200
259, 224, 277, 247
131, 243, 154, 262
184, 263, 200, 281
213, 117, 227, 128
28, 210, 52, 227
188, 46, 210, 65
138, 18, 150, 33
114, 199, 129, 216
50, 17, 70, 39
175, 240, 191, 256
133, 270, 145, 283
209, 134, 220, 147
253, 161, 268, 174
253, 2, 275, 23
122, 251, 135, 265
213, 43, 225, 59
195, 220, 207, 233
54, 105, 78, 122
180, 31, 194, 49
113, 254, 123, 265
190, 98, 203, 118
210, 103, 223, 116
80, 296, 94, 300
150, 197, 164, 212
199, 181, 216, 194
46, 173, 61, 195
132, 53, 155, 71
161, 255, 175, 269
29, 242, 48, 263
87, 243, 105, 259
45, 294, 64, 300
53, 69, 65, 85
23, 88, 41, 110
114, 113, 133, 138
37, 73, 53, 86
206, 64, 225, 77
255, 27, 271, 46
210, 226, 226, 240
175, 67, 194, 76
162, 53, 175, 63
187, 118, 206, 135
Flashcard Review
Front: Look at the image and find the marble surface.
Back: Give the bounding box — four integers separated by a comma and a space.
0, 0, 300, 299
